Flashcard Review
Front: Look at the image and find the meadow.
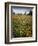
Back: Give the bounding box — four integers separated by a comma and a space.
11, 15, 32, 37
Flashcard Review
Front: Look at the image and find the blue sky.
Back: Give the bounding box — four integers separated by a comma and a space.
12, 7, 32, 14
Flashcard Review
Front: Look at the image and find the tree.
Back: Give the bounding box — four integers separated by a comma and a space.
17, 13, 22, 15
28, 10, 32, 15
24, 12, 26, 15
13, 12, 15, 15
11, 9, 15, 15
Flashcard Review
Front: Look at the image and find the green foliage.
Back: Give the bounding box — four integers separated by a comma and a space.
11, 15, 32, 37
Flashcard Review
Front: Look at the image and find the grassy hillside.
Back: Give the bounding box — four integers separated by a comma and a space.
11, 15, 32, 37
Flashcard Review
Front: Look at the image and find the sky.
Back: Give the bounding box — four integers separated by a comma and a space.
12, 7, 32, 14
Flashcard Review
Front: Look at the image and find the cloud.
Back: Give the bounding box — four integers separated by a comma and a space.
12, 7, 32, 14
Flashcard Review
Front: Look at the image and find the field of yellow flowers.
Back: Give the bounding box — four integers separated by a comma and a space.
11, 15, 32, 37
